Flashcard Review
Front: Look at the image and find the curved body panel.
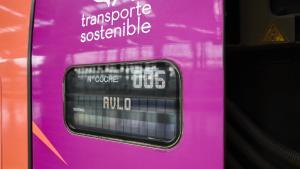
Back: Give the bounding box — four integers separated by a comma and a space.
31, 0, 223, 168
0, 0, 31, 168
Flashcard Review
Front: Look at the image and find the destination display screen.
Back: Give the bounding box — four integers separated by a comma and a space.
64, 61, 182, 147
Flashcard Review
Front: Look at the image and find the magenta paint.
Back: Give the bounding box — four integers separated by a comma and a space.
31, 0, 224, 168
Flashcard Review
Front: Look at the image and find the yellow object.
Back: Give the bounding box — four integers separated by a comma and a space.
263, 24, 288, 43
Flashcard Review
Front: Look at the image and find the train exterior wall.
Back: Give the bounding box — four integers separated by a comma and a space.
31, 0, 223, 168
0, 0, 31, 168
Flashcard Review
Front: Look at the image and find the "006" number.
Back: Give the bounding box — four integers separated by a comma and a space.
132, 69, 166, 89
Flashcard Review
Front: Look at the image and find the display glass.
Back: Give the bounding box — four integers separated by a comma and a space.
64, 61, 182, 147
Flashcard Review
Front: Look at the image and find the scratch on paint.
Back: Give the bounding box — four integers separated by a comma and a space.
32, 122, 68, 165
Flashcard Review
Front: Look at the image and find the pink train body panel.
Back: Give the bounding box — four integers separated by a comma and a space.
31, 0, 224, 168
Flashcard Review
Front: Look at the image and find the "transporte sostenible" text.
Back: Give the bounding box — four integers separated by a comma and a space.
80, 1, 152, 43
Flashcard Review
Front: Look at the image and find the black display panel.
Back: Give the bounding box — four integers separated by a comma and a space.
64, 61, 182, 147
271, 0, 300, 15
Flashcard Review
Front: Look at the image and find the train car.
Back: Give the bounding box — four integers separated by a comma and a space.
15, 0, 300, 168
0, 0, 31, 168
0, 0, 299, 168
226, 0, 300, 168
30, 0, 223, 168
